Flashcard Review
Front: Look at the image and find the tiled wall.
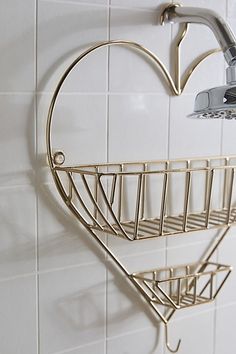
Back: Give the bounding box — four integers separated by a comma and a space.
1, 0, 236, 353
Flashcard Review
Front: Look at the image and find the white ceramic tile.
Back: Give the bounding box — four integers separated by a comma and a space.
215, 303, 236, 354
108, 94, 169, 161
111, 246, 166, 274
228, 19, 236, 43
107, 249, 165, 338
37, 93, 55, 184
167, 237, 217, 276
53, 340, 105, 354
222, 119, 236, 155
180, 0, 226, 17
39, 264, 106, 354
169, 94, 222, 159
41, 0, 108, 4
37, 93, 107, 183
110, 0, 167, 10
107, 326, 164, 354
227, 1, 236, 19
109, 8, 171, 93
107, 235, 166, 259
0, 94, 35, 187
167, 228, 220, 251
38, 183, 105, 271
166, 309, 215, 354
217, 234, 236, 306
0, 275, 37, 354
37, 1, 108, 92
0, 0, 35, 91
0, 185, 36, 279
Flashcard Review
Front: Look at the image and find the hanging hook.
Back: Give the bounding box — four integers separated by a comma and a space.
164, 323, 181, 353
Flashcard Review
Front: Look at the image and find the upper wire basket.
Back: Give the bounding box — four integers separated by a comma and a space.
46, 40, 236, 241
53, 156, 236, 240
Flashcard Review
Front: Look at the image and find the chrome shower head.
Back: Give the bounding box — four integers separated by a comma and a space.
189, 84, 236, 119
189, 63, 236, 119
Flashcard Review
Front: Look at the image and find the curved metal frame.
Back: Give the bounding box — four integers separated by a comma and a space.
46, 34, 220, 226
46, 27, 227, 354
47, 32, 220, 170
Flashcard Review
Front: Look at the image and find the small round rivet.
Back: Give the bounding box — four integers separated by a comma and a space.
53, 151, 65, 165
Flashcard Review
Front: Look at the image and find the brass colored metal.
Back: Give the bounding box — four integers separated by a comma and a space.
53, 150, 65, 166
132, 261, 232, 311
45, 16, 231, 354
51, 157, 236, 241
165, 324, 181, 353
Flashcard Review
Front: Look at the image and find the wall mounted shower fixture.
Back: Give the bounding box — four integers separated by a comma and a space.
162, 3, 236, 118
46, 3, 236, 353
161, 3, 236, 65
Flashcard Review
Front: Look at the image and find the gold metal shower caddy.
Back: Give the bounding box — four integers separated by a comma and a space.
46, 5, 235, 353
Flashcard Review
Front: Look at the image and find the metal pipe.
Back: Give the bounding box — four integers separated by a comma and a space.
161, 4, 236, 65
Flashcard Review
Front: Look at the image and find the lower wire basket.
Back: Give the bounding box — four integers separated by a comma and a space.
131, 261, 232, 309
54, 155, 236, 240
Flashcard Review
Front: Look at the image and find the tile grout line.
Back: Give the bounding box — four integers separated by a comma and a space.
163, 19, 173, 354
0, 233, 215, 282
38, 0, 157, 13
105, 2, 111, 353
50, 339, 105, 354
213, 7, 228, 351
0, 258, 104, 284
213, 306, 217, 354
35, 1, 41, 353
35, 91, 173, 96
0, 91, 197, 96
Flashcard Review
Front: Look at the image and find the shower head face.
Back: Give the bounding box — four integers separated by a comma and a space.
189, 85, 236, 119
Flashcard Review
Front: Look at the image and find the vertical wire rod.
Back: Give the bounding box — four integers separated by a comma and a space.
118, 164, 123, 222
140, 163, 147, 220
223, 157, 229, 209
205, 169, 214, 227
226, 168, 234, 224
94, 167, 99, 222
177, 278, 181, 306
210, 273, 214, 299
169, 268, 174, 298
68, 172, 73, 202
183, 171, 191, 232
110, 174, 117, 206
193, 276, 197, 304
159, 172, 169, 235
204, 159, 210, 210
134, 174, 143, 239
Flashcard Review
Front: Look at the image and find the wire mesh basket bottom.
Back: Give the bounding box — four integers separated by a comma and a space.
55, 155, 236, 241
131, 261, 232, 309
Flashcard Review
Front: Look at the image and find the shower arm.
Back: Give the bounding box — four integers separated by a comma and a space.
161, 4, 236, 77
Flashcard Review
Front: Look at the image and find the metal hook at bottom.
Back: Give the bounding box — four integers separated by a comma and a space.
165, 323, 181, 353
